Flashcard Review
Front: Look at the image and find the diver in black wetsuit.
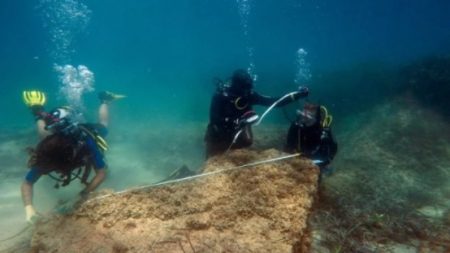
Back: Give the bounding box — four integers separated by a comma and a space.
285, 102, 338, 181
204, 69, 309, 158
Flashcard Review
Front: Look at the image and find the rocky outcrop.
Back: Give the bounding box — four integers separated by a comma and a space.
30, 149, 319, 253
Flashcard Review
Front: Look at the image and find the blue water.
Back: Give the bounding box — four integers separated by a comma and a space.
1, 0, 450, 126
0, 0, 450, 249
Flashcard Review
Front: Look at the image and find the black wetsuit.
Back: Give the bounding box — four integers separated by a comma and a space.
285, 120, 337, 167
205, 88, 299, 158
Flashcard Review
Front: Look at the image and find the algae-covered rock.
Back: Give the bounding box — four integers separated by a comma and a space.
30, 149, 319, 253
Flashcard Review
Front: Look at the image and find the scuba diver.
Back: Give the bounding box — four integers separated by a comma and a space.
285, 102, 338, 181
20, 90, 125, 223
205, 69, 309, 158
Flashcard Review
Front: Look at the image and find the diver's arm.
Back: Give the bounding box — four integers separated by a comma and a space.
252, 87, 308, 107
80, 169, 106, 196
21, 181, 38, 223
252, 92, 297, 107
21, 168, 43, 222
36, 119, 51, 139
251, 92, 279, 106
81, 137, 107, 196
252, 92, 306, 107
21, 181, 33, 206
28, 106, 50, 139
317, 128, 338, 164
98, 103, 109, 127
21, 168, 42, 207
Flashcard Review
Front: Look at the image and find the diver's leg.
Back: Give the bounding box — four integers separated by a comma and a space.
205, 135, 223, 158
206, 141, 226, 158
98, 103, 109, 127
97, 91, 125, 127
205, 124, 227, 158
237, 125, 253, 148
36, 119, 51, 139
23, 90, 50, 138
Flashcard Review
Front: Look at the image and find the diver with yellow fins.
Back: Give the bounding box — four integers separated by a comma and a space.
21, 90, 125, 223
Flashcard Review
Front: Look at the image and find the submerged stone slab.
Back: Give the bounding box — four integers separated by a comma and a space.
30, 149, 319, 253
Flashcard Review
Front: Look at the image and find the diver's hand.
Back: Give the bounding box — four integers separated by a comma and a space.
25, 205, 39, 224
234, 118, 247, 130
297, 86, 309, 98
321, 130, 329, 140
236, 111, 259, 129
289, 86, 309, 102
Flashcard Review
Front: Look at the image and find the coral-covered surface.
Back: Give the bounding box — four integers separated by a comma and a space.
30, 149, 319, 253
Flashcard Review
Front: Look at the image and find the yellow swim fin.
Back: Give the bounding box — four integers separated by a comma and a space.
23, 90, 46, 107
98, 91, 126, 103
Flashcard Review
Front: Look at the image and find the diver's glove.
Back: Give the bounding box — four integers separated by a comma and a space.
25, 205, 39, 224
321, 130, 330, 140
296, 86, 309, 99
236, 111, 259, 129
289, 86, 309, 101
23, 90, 47, 120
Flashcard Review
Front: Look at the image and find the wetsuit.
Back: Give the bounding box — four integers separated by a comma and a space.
205, 88, 302, 158
285, 120, 337, 167
25, 123, 108, 184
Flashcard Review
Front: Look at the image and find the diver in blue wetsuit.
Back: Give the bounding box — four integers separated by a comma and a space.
20, 90, 124, 223
205, 69, 309, 158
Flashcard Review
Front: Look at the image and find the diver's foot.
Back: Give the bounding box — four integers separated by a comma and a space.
98, 91, 126, 104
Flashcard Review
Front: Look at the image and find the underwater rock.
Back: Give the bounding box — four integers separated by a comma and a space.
29, 149, 319, 253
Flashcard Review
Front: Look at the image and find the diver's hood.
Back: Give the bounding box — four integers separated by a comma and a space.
230, 69, 253, 96
297, 103, 321, 127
